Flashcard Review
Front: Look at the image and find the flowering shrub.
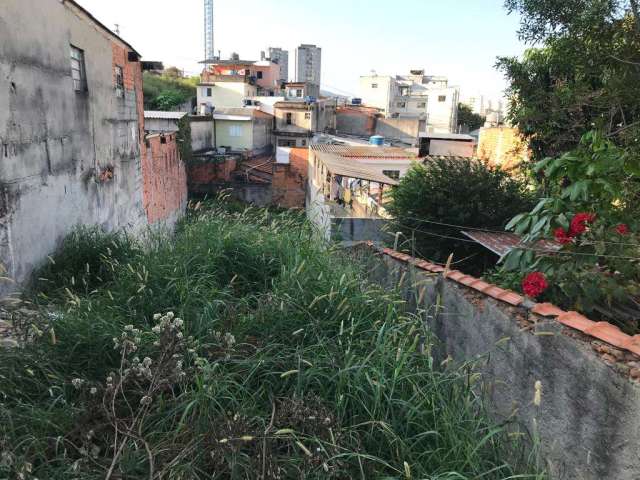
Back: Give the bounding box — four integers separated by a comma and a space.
499, 131, 640, 332
522, 272, 548, 298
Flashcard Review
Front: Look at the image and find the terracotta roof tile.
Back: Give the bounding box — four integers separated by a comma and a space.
495, 291, 524, 306
445, 270, 466, 281
584, 322, 628, 349
532, 303, 565, 318
557, 311, 597, 332
372, 245, 640, 358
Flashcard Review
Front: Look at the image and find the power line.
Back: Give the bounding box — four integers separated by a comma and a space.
396, 215, 640, 248
391, 221, 640, 261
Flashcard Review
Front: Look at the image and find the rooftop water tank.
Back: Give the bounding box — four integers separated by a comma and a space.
370, 135, 385, 146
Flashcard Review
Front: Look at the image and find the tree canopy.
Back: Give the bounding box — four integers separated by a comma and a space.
457, 103, 485, 132
143, 70, 199, 111
497, 0, 640, 161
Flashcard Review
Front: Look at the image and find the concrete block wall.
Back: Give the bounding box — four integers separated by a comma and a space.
355, 244, 640, 480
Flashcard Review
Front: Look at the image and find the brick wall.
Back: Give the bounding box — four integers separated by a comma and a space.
111, 42, 145, 160
142, 134, 188, 224
187, 157, 238, 194
477, 127, 529, 170
272, 148, 308, 208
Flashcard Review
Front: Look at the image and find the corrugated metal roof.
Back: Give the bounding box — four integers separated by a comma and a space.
461, 231, 561, 257
144, 111, 189, 120
311, 144, 416, 160
316, 153, 399, 185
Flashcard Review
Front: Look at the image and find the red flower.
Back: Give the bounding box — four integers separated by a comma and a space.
569, 212, 596, 236
522, 272, 548, 298
616, 224, 630, 235
554, 227, 574, 245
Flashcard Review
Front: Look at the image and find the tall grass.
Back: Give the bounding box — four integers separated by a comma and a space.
0, 202, 546, 479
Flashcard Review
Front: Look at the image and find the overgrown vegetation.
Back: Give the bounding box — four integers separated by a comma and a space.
143, 71, 199, 111
388, 158, 535, 274
0, 201, 544, 479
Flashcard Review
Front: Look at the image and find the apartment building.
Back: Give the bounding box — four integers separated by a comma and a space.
295, 44, 322, 86
359, 70, 459, 133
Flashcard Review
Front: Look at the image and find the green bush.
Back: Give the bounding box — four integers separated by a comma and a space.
496, 131, 640, 333
0, 202, 545, 479
388, 158, 535, 273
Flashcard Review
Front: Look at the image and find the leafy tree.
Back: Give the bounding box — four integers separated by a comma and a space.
387, 158, 535, 273
457, 103, 485, 131
497, 0, 640, 162
143, 70, 199, 111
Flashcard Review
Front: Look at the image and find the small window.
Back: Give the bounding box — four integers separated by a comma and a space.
115, 66, 124, 96
229, 125, 242, 137
70, 45, 87, 92
206, 87, 212, 97
397, 102, 406, 108
383, 170, 400, 180
286, 112, 293, 125
418, 102, 427, 108
301, 139, 307, 146
296, 89, 303, 98
304, 112, 311, 120
278, 139, 296, 147
160, 136, 167, 144
438, 95, 446, 102
257, 71, 263, 79
371, 83, 378, 89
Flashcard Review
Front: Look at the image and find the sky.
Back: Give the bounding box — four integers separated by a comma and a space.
76, 0, 527, 101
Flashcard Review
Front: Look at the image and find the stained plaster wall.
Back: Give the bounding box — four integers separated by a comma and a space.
0, 0, 146, 295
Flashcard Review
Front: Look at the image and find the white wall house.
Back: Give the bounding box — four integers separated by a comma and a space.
197, 81, 258, 110
359, 70, 459, 134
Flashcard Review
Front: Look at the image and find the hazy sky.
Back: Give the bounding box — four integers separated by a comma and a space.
76, 0, 526, 100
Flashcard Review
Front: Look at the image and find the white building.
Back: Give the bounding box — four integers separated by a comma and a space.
267, 47, 289, 82
296, 44, 322, 86
359, 70, 460, 134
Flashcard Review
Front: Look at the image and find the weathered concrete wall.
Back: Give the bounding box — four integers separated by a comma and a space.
358, 247, 640, 480
375, 118, 424, 145
336, 108, 423, 145
144, 117, 181, 133
0, 0, 147, 295
332, 218, 390, 243
189, 117, 215, 153
142, 134, 187, 227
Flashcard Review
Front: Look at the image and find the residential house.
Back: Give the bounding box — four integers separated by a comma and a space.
212, 108, 274, 156
273, 96, 335, 147
336, 105, 425, 146
307, 145, 401, 243
359, 70, 459, 133
0, 0, 186, 295
264, 48, 289, 82
419, 133, 476, 157
144, 111, 188, 133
